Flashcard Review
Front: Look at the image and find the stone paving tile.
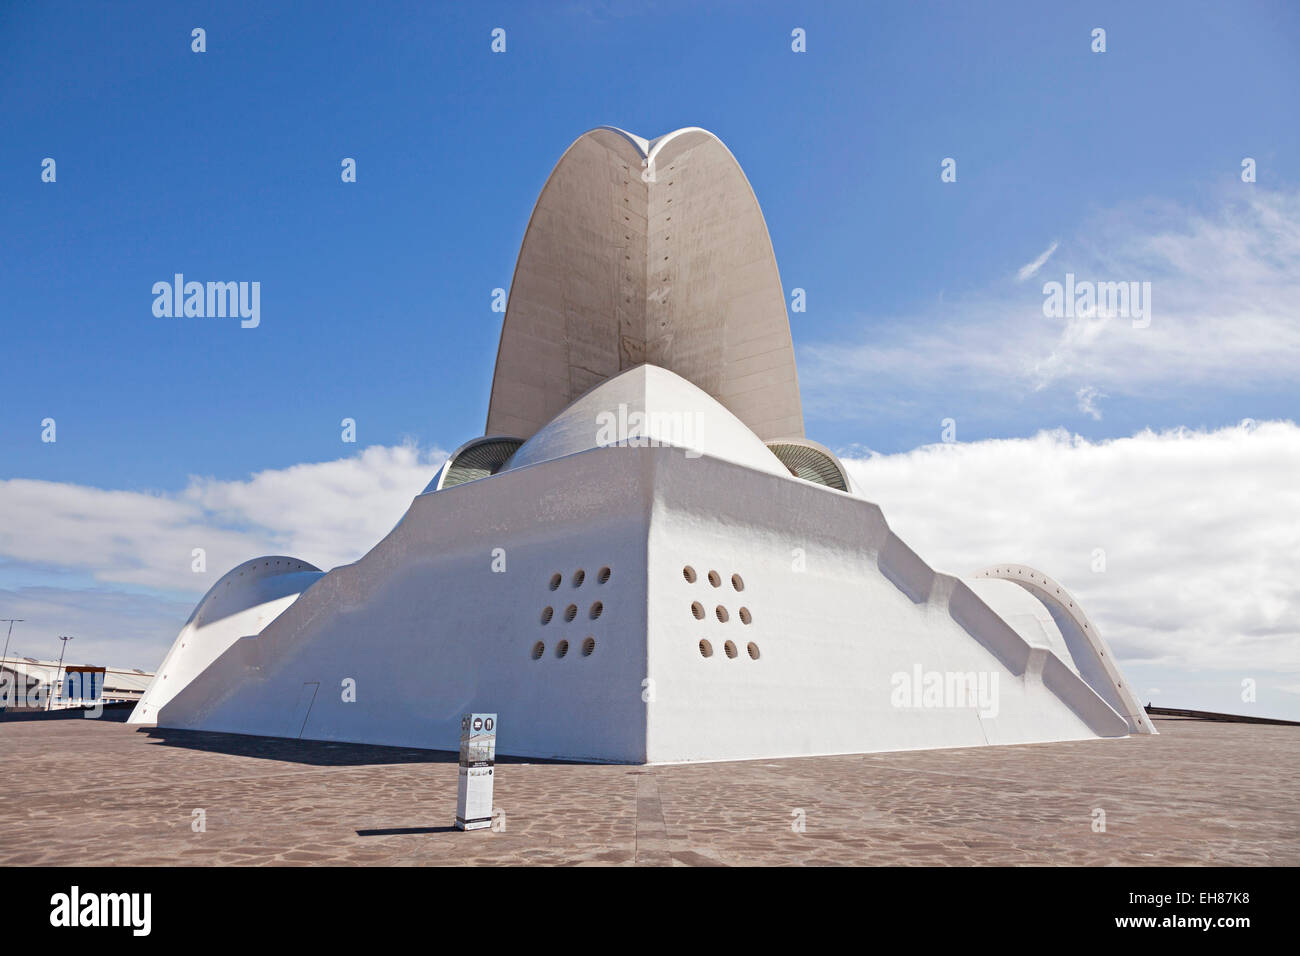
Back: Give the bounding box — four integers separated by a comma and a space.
0, 717, 1295, 866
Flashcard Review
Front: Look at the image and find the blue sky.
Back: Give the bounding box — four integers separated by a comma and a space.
1, 1, 1298, 716
4, 0, 1297, 487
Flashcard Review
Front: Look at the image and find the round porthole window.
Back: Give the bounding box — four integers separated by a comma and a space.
564, 604, 578, 622
715, 606, 729, 623
707, 570, 721, 587
541, 606, 554, 625
699, 639, 713, 658
556, 639, 569, 659
747, 642, 760, 660
683, 565, 697, 583
724, 640, 738, 659
531, 642, 545, 660
691, 601, 705, 620
582, 637, 596, 656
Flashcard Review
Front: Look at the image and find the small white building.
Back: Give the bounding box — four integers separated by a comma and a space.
1, 657, 153, 711
130, 127, 1155, 762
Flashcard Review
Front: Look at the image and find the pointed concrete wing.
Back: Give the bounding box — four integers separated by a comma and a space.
486, 127, 804, 442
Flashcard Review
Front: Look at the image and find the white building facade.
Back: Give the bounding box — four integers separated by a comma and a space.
2, 658, 152, 711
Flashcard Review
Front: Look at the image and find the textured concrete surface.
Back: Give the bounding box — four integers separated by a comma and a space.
486, 127, 804, 442
1, 717, 1295, 866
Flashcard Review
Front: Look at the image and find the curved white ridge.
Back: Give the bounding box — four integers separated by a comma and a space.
964, 577, 1075, 671
501, 364, 789, 478
973, 564, 1157, 735
592, 125, 726, 168
128, 556, 323, 724
589, 125, 650, 155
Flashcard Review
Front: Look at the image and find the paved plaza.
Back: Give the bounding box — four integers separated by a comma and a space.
1, 715, 1295, 866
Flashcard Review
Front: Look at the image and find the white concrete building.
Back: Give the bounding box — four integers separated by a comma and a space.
130, 127, 1155, 762
2, 657, 153, 711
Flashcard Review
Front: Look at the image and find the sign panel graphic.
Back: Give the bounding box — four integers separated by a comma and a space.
455, 712, 497, 831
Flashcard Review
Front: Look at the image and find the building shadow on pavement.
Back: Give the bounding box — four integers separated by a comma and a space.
0, 702, 135, 723
138, 726, 580, 767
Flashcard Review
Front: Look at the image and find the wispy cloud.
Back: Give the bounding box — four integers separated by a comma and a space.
800, 188, 1300, 420
1016, 239, 1059, 281
1075, 385, 1105, 420
0, 586, 194, 676
0, 443, 448, 671
0, 443, 448, 596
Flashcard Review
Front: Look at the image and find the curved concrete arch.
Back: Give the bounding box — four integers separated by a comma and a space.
765, 436, 855, 493
486, 126, 804, 443
128, 556, 323, 724
423, 435, 523, 494
973, 564, 1157, 734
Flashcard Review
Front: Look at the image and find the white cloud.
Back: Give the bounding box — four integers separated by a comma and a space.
801, 188, 1300, 415
841, 421, 1300, 715
0, 444, 448, 673
0, 443, 448, 595
1016, 239, 1059, 281
1075, 385, 1105, 420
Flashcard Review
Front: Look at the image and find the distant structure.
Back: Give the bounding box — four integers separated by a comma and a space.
1, 657, 152, 711
130, 127, 1155, 762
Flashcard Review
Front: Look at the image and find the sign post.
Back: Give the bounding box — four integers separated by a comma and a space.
455, 713, 497, 831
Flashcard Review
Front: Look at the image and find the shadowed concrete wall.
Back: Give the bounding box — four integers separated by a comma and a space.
486, 127, 804, 442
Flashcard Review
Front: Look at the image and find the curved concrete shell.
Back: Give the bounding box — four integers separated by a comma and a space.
486, 127, 804, 443
501, 364, 789, 478
424, 436, 523, 493
130, 556, 323, 724
765, 437, 855, 493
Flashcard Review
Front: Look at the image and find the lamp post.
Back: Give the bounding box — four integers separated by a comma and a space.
0, 619, 22, 711
50, 635, 74, 711
0, 619, 22, 668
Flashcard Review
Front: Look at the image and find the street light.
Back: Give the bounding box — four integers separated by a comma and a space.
0, 619, 22, 710
0, 619, 22, 668
50, 635, 74, 711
